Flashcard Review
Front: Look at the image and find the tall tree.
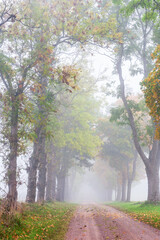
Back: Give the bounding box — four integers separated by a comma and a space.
93, 0, 160, 202
98, 118, 139, 201
0, 11, 40, 210
44, 65, 102, 202
115, 1, 160, 202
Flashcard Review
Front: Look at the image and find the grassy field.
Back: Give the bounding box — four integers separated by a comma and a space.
107, 202, 160, 230
0, 202, 77, 240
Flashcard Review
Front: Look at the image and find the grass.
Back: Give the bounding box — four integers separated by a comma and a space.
0, 201, 77, 240
107, 201, 160, 230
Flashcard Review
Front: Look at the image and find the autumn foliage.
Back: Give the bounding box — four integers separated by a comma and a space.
142, 45, 160, 139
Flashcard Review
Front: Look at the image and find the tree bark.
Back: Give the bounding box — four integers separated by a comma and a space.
37, 130, 47, 202
56, 147, 69, 202
56, 173, 65, 202
46, 159, 56, 201
26, 139, 39, 203
36, 75, 48, 202
46, 143, 59, 201
26, 125, 47, 203
146, 149, 160, 201
7, 96, 19, 211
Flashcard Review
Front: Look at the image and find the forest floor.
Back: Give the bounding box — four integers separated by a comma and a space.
65, 204, 160, 240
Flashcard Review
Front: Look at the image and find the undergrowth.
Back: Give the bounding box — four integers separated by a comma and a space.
0, 201, 76, 240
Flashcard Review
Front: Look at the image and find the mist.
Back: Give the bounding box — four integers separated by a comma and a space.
0, 0, 159, 213
65, 169, 148, 203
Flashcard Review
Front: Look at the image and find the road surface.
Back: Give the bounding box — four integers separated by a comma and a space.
65, 204, 160, 240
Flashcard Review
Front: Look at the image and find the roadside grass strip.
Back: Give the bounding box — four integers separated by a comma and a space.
107, 202, 160, 230
0, 202, 76, 240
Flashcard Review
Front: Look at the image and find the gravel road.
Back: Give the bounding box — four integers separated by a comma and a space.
65, 204, 160, 240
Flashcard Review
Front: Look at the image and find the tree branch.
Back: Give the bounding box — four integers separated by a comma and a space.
117, 43, 149, 167
0, 73, 9, 90
0, 14, 16, 27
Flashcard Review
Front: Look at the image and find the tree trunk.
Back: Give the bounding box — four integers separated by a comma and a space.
56, 148, 69, 202
126, 152, 137, 202
116, 182, 121, 201
64, 176, 69, 201
7, 97, 19, 211
46, 160, 56, 201
56, 173, 65, 202
146, 141, 160, 202
67, 168, 77, 201
37, 132, 47, 202
51, 174, 56, 200
26, 125, 47, 203
46, 143, 58, 201
116, 174, 122, 201
26, 140, 39, 203
146, 161, 159, 202
27, 75, 48, 203
126, 180, 132, 202
121, 170, 127, 202
36, 75, 48, 202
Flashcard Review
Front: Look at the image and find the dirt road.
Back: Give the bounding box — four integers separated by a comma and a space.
65, 204, 160, 240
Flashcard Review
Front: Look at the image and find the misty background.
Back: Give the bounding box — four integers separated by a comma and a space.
0, 0, 159, 207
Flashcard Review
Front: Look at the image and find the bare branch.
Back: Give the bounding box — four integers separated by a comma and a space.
0, 73, 9, 90
0, 14, 16, 27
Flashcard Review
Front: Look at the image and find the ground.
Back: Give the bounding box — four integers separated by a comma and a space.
65, 204, 160, 240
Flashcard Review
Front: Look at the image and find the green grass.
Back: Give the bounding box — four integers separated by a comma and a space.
0, 202, 77, 240
107, 202, 160, 230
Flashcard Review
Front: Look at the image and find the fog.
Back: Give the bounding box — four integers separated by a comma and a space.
0, 48, 153, 205
0, 155, 148, 203
65, 168, 148, 204
0, 0, 159, 208
0, 51, 150, 204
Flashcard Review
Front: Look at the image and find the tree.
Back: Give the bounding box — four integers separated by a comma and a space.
26, 0, 120, 203
116, 42, 159, 202
122, 0, 160, 139
26, 64, 80, 203
92, 0, 159, 202
93, 158, 117, 201
122, 0, 160, 25
44, 63, 102, 202
97, 118, 139, 202
0, 0, 58, 209
0, 17, 39, 210
115, 1, 160, 202
23, 0, 96, 203
141, 45, 160, 139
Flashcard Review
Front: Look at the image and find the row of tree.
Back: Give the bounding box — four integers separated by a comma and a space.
0, 0, 112, 210
0, 0, 159, 212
